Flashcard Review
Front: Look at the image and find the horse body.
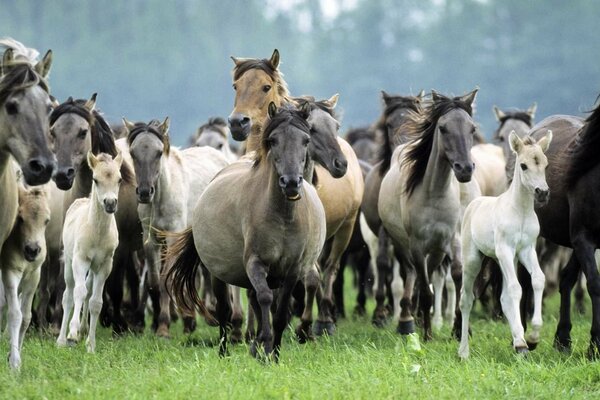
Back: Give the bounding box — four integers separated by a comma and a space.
459, 132, 551, 359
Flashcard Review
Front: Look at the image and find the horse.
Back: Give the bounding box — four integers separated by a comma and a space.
378, 89, 478, 340
345, 127, 378, 165
458, 131, 552, 359
190, 117, 238, 162
228, 49, 362, 336
0, 181, 51, 369
57, 152, 122, 352
530, 97, 600, 359
0, 40, 55, 269
360, 90, 424, 326
168, 104, 326, 360
121, 117, 230, 338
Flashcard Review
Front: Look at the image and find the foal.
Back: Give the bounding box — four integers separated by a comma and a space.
458, 131, 552, 359
57, 152, 122, 353
0, 183, 50, 369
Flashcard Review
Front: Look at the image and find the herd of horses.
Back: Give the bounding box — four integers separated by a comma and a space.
1, 39, 600, 370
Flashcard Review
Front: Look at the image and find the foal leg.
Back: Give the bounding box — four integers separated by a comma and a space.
390, 258, 404, 323
496, 246, 527, 353
431, 261, 448, 331
19, 268, 41, 350
247, 255, 274, 357
68, 255, 90, 344
518, 246, 545, 350
458, 246, 483, 360
57, 257, 74, 347
80, 274, 93, 336
3, 268, 24, 369
87, 266, 111, 353
35, 256, 51, 330
444, 265, 456, 325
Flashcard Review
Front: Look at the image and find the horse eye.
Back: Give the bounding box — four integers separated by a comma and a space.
118, 178, 123, 184
5, 101, 18, 115
93, 178, 98, 185
232, 84, 237, 91
216, 143, 223, 149
44, 218, 50, 225
520, 163, 528, 171
156, 151, 163, 159
499, 136, 505, 142
47, 104, 53, 114
439, 126, 447, 134
263, 85, 272, 93
78, 129, 88, 139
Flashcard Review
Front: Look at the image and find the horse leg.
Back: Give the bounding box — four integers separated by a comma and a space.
18, 268, 40, 351
143, 237, 162, 334
296, 263, 319, 343
518, 245, 545, 350
57, 256, 74, 347
458, 245, 483, 360
419, 253, 444, 341
272, 275, 298, 361
390, 258, 403, 323
156, 255, 172, 338
355, 247, 370, 317
3, 268, 24, 369
35, 256, 51, 330
396, 250, 416, 335
51, 256, 66, 333
107, 246, 129, 335
68, 255, 90, 344
554, 253, 580, 351
245, 295, 256, 342
517, 262, 532, 331
211, 277, 232, 357
571, 234, 600, 359
372, 226, 392, 327
575, 271, 586, 315
86, 266, 109, 353
496, 246, 527, 353
431, 260, 448, 331
80, 273, 93, 336
247, 255, 274, 357
332, 253, 347, 320
230, 285, 244, 344
444, 266, 456, 324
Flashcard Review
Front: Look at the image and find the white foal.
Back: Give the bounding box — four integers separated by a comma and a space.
458, 130, 552, 359
0, 185, 50, 369
57, 152, 122, 353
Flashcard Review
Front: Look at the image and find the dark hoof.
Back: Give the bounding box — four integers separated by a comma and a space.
295, 322, 314, 344
587, 342, 600, 360
526, 340, 538, 351
183, 316, 197, 334
313, 320, 336, 337
244, 329, 256, 344
515, 346, 529, 356
66, 338, 78, 347
553, 335, 572, 353
230, 328, 243, 345
353, 305, 366, 317
112, 317, 129, 336
396, 319, 415, 335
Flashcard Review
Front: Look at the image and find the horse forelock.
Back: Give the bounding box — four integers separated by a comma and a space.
233, 58, 290, 99
0, 62, 49, 105
403, 94, 473, 195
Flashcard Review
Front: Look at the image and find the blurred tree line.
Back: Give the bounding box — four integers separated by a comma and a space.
1, 0, 599, 144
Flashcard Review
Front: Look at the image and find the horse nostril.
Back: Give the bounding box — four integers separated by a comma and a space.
453, 162, 462, 171
28, 159, 44, 174
240, 117, 250, 127
279, 176, 288, 188
295, 176, 303, 188
135, 187, 139, 195
66, 167, 75, 179
535, 188, 542, 194
149, 186, 155, 195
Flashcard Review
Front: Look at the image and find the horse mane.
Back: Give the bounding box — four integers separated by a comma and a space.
293, 96, 337, 119
564, 97, 600, 188
403, 93, 473, 196
126, 120, 165, 147
345, 127, 375, 145
253, 105, 310, 167
492, 110, 534, 141
233, 58, 291, 101
50, 97, 134, 184
376, 94, 423, 175
0, 62, 49, 105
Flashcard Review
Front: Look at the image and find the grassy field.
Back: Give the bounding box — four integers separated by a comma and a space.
1, 276, 600, 399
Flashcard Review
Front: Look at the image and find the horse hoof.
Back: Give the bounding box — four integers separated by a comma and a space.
244, 330, 256, 344
553, 336, 572, 353
156, 326, 171, 339
66, 338, 78, 347
397, 320, 415, 335
313, 320, 336, 337
183, 317, 197, 334
526, 340, 539, 351
230, 328, 243, 345
295, 323, 314, 344
353, 305, 366, 317
515, 346, 529, 356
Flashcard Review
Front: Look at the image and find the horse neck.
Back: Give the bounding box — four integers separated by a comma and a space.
153, 153, 177, 207
73, 161, 93, 199
259, 161, 298, 221
304, 158, 315, 185
505, 162, 534, 213
88, 184, 112, 232
245, 122, 264, 154
422, 130, 454, 195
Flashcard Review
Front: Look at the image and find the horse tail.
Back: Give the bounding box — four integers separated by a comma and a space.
164, 228, 210, 319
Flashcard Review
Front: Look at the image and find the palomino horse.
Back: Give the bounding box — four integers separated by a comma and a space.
49, 94, 140, 334
58, 152, 122, 353
0, 40, 55, 253
168, 104, 326, 360
190, 117, 238, 162
530, 97, 600, 359
228, 49, 362, 335
379, 89, 478, 340
1, 182, 51, 369
458, 131, 552, 359
361, 91, 424, 326
122, 117, 230, 337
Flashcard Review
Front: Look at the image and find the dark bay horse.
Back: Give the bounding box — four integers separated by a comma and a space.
168, 104, 326, 360
530, 97, 600, 359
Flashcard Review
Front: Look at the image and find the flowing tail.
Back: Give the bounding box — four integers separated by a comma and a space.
164, 228, 211, 320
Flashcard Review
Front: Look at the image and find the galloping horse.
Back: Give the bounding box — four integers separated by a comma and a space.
530, 97, 600, 359
168, 104, 326, 360
378, 89, 478, 340
49, 94, 140, 334
459, 131, 552, 358
228, 49, 362, 335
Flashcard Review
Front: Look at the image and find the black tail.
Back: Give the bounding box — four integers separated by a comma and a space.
164, 228, 208, 318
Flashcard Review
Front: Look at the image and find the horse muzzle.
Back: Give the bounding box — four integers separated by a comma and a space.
103, 198, 118, 214
452, 161, 474, 183
23, 243, 41, 262
53, 166, 76, 190
136, 186, 154, 204
279, 175, 303, 201
228, 113, 251, 141
22, 157, 55, 186
534, 188, 550, 207
330, 157, 348, 178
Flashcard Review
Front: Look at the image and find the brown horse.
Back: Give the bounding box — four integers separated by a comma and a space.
228, 50, 363, 335
168, 104, 326, 360
360, 91, 424, 326
530, 96, 600, 359
49, 94, 141, 334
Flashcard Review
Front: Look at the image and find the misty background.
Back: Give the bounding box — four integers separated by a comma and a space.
2, 0, 599, 145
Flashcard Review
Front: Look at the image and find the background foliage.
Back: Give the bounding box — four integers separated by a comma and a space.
1, 0, 599, 144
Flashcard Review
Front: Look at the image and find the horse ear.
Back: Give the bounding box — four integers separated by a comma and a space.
493, 105, 506, 121
527, 102, 537, 120
114, 150, 123, 167
381, 90, 391, 105
50, 95, 59, 109
537, 130, 552, 153
298, 102, 311, 120
34, 49, 53, 78
417, 90, 425, 101
2, 48, 14, 74
460, 88, 478, 106
84, 93, 97, 112
508, 131, 523, 154
431, 89, 441, 102
87, 151, 98, 169
269, 49, 280, 69
122, 117, 136, 133
231, 56, 250, 66
67, 96, 74, 103
268, 102, 277, 118
159, 117, 170, 134
324, 93, 339, 109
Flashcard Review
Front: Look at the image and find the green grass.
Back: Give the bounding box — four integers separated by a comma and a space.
2, 273, 600, 399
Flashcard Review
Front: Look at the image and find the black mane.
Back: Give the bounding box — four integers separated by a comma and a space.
493, 109, 534, 141
565, 98, 600, 188
0, 62, 49, 105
